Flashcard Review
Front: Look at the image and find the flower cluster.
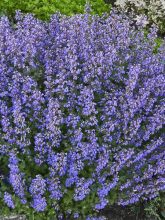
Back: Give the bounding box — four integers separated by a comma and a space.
8, 152, 27, 204
29, 175, 47, 211
3, 192, 15, 209
0, 10, 164, 219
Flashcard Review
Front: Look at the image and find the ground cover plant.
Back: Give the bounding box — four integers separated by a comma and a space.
0, 0, 111, 20
0, 9, 165, 219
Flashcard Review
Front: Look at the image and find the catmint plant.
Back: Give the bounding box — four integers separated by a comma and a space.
0, 9, 164, 219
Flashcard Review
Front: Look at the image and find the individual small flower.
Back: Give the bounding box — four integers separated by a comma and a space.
73, 178, 93, 201
8, 152, 26, 203
95, 198, 108, 210
58, 214, 64, 219
31, 196, 47, 212
3, 192, 15, 209
47, 177, 63, 200
74, 212, 80, 219
29, 175, 46, 196
84, 2, 92, 14
29, 175, 47, 211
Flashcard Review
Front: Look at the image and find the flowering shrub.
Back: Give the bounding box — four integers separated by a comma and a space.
0, 10, 164, 219
113, 0, 165, 34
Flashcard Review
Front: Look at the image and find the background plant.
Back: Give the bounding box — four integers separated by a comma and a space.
104, 0, 165, 35
0, 0, 111, 20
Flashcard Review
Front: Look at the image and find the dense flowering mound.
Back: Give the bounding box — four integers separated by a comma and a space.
0, 10, 165, 219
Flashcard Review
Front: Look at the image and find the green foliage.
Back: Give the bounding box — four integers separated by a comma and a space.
153, 37, 164, 54
144, 193, 165, 220
0, 0, 111, 20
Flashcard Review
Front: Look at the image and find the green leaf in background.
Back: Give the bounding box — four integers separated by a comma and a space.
0, 0, 111, 20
